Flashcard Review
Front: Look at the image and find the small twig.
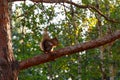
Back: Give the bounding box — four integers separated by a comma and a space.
16, 3, 36, 18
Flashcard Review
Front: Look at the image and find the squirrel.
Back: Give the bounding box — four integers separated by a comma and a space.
40, 29, 59, 53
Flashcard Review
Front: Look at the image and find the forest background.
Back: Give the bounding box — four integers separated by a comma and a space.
10, 0, 120, 80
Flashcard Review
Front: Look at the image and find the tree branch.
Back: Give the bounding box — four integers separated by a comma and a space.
19, 30, 120, 70
10, 0, 119, 23
65, 1, 119, 23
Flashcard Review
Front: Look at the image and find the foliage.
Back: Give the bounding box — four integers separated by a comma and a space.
12, 0, 120, 80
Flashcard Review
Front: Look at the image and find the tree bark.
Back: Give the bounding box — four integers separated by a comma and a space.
0, 0, 18, 80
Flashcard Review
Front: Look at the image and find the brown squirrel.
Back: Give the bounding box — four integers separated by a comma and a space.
40, 29, 59, 53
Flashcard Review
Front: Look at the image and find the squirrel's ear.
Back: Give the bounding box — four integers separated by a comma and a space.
44, 27, 48, 31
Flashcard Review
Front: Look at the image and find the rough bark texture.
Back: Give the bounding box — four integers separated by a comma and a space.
0, 0, 18, 80
19, 30, 120, 70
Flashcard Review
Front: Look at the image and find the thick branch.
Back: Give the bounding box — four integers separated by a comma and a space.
19, 30, 120, 70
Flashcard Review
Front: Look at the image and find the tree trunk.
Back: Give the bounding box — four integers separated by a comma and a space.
0, 0, 18, 80
105, 3, 115, 80
95, 0, 107, 80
